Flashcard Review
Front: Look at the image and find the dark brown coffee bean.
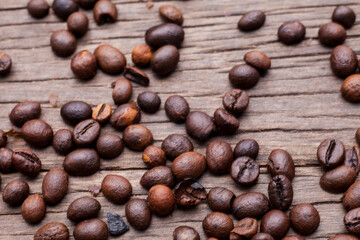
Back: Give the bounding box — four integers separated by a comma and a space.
143, 145, 166, 168
232, 192, 270, 219
165, 95, 190, 123
50, 30, 77, 57
131, 45, 152, 67
230, 218, 258, 240
341, 74, 360, 102
161, 134, 193, 160
2, 180, 29, 205
332, 6, 356, 29
145, 23, 185, 49
343, 180, 360, 211
148, 185, 175, 216
112, 78, 133, 105
320, 165, 357, 193
260, 210, 290, 240
174, 179, 207, 207
206, 140, 233, 175
317, 139, 345, 169
278, 21, 306, 45
107, 213, 129, 236
345, 208, 360, 236
252, 233, 275, 240
282, 235, 306, 240
186, 111, 216, 141
345, 146, 360, 174
123, 124, 153, 151
207, 187, 235, 213
63, 148, 100, 176
77, 0, 98, 9
268, 175, 293, 211
61, 101, 92, 125
213, 108, 239, 135
290, 203, 320, 236
74, 218, 108, 240
92, 103, 111, 124
234, 139, 259, 159
34, 222, 69, 240
159, 4, 183, 25
231, 156, 259, 186
125, 198, 152, 230
0, 148, 14, 173
223, 89, 250, 115
329, 234, 359, 240
73, 119, 101, 147
203, 212, 234, 240
53, 129, 75, 155
151, 45, 180, 76
42, 168, 68, 205
330, 45, 357, 78
12, 149, 41, 177
21, 119, 53, 148
0, 52, 12, 75
71, 50, 97, 80
10, 101, 41, 127
52, 0, 79, 20
229, 64, 260, 89
318, 22, 346, 47
101, 174, 132, 204
173, 226, 200, 240
244, 51, 271, 71
172, 152, 207, 180
96, 133, 123, 159
67, 11, 89, 37
267, 149, 295, 181
27, 0, 49, 18
94, 45, 126, 74
123, 66, 150, 86
21, 194, 46, 223
93, 0, 117, 25
137, 92, 161, 113
67, 196, 101, 222
0, 130, 6, 148
238, 10, 265, 32
140, 166, 175, 189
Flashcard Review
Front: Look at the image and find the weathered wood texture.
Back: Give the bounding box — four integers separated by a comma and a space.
1, 0, 360, 239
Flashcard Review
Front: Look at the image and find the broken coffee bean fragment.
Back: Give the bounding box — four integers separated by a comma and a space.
230, 218, 258, 240
107, 213, 129, 236
174, 179, 207, 207
93, 0, 117, 25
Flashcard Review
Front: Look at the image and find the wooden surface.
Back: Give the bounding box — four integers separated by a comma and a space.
1, 0, 360, 239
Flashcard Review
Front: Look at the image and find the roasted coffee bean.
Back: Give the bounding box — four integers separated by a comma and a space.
61, 101, 92, 125
67, 11, 89, 37
122, 124, 153, 151
96, 133, 124, 159
207, 187, 235, 213
143, 145, 166, 168
345, 208, 360, 236
290, 203, 320, 235
332, 6, 356, 29
112, 78, 133, 105
12, 149, 41, 177
278, 21, 306, 45
145, 23, 185, 49
151, 45, 180, 76
63, 148, 100, 176
317, 139, 345, 169
320, 165, 356, 193
101, 174, 132, 204
52, 0, 79, 20
50, 30, 77, 57
53, 129, 75, 155
172, 152, 207, 180
165, 95, 190, 123
107, 213, 129, 236
174, 179, 207, 207
238, 10, 265, 32
0, 52, 12, 75
341, 74, 360, 102
230, 218, 258, 240
0, 131, 7, 148
27, 0, 49, 18
356, 128, 360, 146
125, 198, 152, 230
140, 166, 175, 189
77, 0, 98, 9
21, 119, 53, 148
21, 194, 46, 223
173, 226, 200, 240
234, 139, 259, 159
206, 140, 233, 175
203, 212, 234, 240
10, 101, 41, 127
161, 134, 193, 160
268, 175, 293, 211
186, 111, 216, 141
93, 0, 117, 25
267, 149, 295, 181
345, 146, 360, 174
2, 180, 29, 205
318, 22, 346, 47
0, 148, 14, 173
252, 233, 275, 240
329, 234, 359, 240
232, 192, 270, 219
74, 218, 108, 240
148, 185, 175, 216
282, 235, 306, 240
159, 4, 183, 25
260, 210, 290, 240
229, 64, 260, 89
71, 50, 97, 80
42, 168, 68, 205
124, 66, 150, 86
92, 103, 111, 124
213, 108, 239, 135
330, 45, 357, 78
73, 119, 101, 147
231, 157, 259, 186
137, 92, 161, 113
132, 45, 152, 67
223, 89, 250, 115
244, 51, 271, 71
34, 222, 69, 240
94, 45, 126, 74
67, 196, 101, 222
343, 181, 360, 211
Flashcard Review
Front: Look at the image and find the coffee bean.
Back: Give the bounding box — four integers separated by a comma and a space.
0, 148, 14, 173
172, 152, 207, 180
343, 181, 360, 211
232, 192, 270, 219
21, 194, 46, 223
74, 218, 108, 240
92, 103, 111, 124
61, 101, 92, 125
186, 111, 216, 141
159, 4, 183, 25
329, 234, 359, 240
50, 30, 77, 57
341, 74, 360, 102
0, 131, 7, 148
34, 222, 69, 240
101, 174, 132, 204
77, 0, 98, 9
63, 148, 100, 176
2, 180, 29, 206
73, 119, 101, 147
107, 213, 129, 236
173, 226, 200, 240
67, 12, 89, 37
0, 52, 12, 75
207, 187, 235, 213
151, 45, 180, 76
42, 168, 68, 205
174, 179, 207, 207
140, 166, 175, 189
93, 0, 117, 25
145, 23, 185, 49
21, 119, 53, 148
244, 51, 271, 71
267, 149, 295, 181
330, 45, 357, 78
356, 128, 360, 146
165, 95, 190, 123
96, 133, 124, 159
10, 101, 41, 127
137, 92, 161, 113
282, 235, 306, 240
67, 196, 101, 222
237, 10, 265, 32
53, 129, 75, 155
203, 212, 234, 240
318, 22, 346, 47
290, 203, 320, 235
206, 140, 233, 175
148, 185, 175, 217
161, 134, 193, 160
229, 64, 260, 89
231, 156, 259, 186
123, 124, 153, 151
234, 139, 259, 159
94, 45, 126, 74
132, 45, 152, 67
251, 233, 275, 240
317, 139, 345, 169
123, 66, 150, 86
52, 0, 79, 20
27, 0, 49, 18
320, 165, 356, 193
125, 198, 152, 230
12, 149, 41, 177
345, 208, 360, 236
143, 145, 166, 168
278, 21, 306, 45
230, 218, 258, 240
268, 175, 293, 211
213, 108, 239, 135
332, 6, 356, 29
112, 78, 133, 105
344, 146, 360, 174
260, 210, 290, 240
71, 50, 97, 80
223, 89, 250, 115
